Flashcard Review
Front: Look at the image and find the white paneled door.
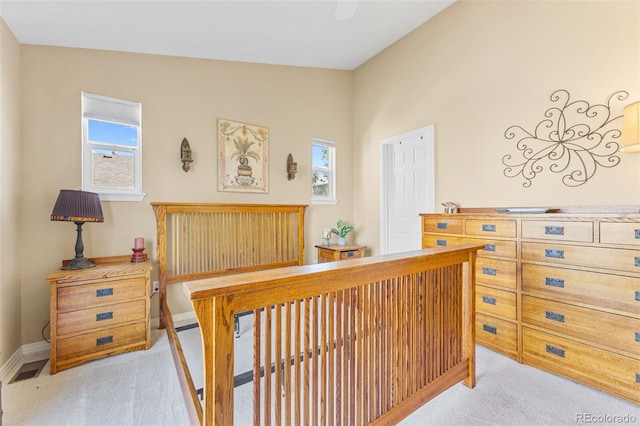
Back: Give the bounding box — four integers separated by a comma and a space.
380, 126, 435, 254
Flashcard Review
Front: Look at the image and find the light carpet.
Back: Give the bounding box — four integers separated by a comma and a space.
3, 322, 639, 425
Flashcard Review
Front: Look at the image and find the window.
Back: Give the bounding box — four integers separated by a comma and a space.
311, 138, 337, 204
82, 92, 145, 201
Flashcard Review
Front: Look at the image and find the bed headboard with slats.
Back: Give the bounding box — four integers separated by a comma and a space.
151, 203, 307, 326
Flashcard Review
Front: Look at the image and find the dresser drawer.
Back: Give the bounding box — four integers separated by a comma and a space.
339, 250, 361, 260
522, 264, 639, 314
422, 235, 465, 248
522, 220, 593, 243
521, 242, 640, 274
476, 286, 516, 320
422, 217, 463, 234
523, 328, 640, 404
476, 258, 517, 289
600, 222, 640, 246
57, 277, 147, 312
522, 296, 640, 355
56, 321, 147, 361
469, 237, 516, 259
476, 313, 517, 359
422, 235, 516, 259
57, 299, 147, 336
465, 219, 516, 238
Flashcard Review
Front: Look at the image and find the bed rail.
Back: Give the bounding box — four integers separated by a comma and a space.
185, 244, 480, 425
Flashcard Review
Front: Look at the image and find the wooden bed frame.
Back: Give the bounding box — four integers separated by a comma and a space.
151, 203, 307, 423
152, 202, 479, 425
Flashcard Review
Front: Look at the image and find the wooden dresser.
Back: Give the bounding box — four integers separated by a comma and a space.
46, 255, 152, 374
421, 207, 640, 405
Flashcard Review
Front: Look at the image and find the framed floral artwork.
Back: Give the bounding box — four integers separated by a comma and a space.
218, 118, 269, 193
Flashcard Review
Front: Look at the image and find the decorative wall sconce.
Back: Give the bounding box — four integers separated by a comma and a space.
287, 153, 297, 180
181, 138, 193, 172
621, 101, 640, 152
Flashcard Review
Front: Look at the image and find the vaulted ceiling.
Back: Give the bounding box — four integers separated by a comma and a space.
0, 0, 455, 70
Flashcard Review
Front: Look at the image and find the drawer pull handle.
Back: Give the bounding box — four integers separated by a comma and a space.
96, 312, 113, 322
545, 344, 565, 358
545, 311, 565, 322
545, 249, 564, 259
635, 229, 640, 239
484, 243, 496, 252
96, 288, 114, 297
482, 224, 496, 232
635, 257, 640, 267
436, 222, 448, 229
635, 332, 640, 342
96, 336, 113, 346
437, 239, 447, 246
545, 277, 565, 288
545, 226, 564, 235
482, 324, 497, 334
636, 291, 640, 301
347, 252, 354, 257
482, 267, 497, 276
636, 373, 640, 384
482, 296, 497, 305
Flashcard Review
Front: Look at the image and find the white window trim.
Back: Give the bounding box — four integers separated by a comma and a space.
81, 92, 146, 202
311, 138, 338, 205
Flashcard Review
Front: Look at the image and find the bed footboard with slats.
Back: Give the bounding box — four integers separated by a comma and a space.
151, 203, 307, 424
186, 245, 481, 425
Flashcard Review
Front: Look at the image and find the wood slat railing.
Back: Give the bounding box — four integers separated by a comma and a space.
185, 244, 481, 425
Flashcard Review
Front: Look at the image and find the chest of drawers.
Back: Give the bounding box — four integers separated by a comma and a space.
421, 208, 640, 405
46, 256, 152, 374
423, 214, 519, 359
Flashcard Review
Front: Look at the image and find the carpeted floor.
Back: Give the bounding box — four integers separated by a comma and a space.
2, 323, 639, 425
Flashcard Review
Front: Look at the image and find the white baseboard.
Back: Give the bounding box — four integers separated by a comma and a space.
0, 340, 49, 382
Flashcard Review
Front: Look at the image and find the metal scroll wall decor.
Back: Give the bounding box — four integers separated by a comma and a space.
502, 89, 628, 187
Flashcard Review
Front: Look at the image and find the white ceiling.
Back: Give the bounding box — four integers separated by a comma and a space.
0, 0, 455, 70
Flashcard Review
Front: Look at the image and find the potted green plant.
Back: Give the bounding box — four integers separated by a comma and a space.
331, 219, 354, 246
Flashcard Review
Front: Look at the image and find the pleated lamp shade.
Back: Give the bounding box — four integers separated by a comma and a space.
51, 190, 104, 223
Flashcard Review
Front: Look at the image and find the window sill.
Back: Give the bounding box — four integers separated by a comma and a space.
97, 192, 147, 202
311, 198, 339, 205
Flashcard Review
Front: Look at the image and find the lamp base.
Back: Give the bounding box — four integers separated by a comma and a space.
61, 256, 96, 270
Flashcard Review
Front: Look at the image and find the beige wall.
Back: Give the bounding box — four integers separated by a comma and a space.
352, 0, 640, 255
4, 0, 640, 356
0, 18, 22, 366
19, 46, 353, 345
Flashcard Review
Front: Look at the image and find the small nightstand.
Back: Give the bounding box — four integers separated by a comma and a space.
45, 255, 152, 374
315, 244, 366, 263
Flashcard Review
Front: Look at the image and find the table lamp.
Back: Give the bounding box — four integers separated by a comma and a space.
51, 189, 104, 270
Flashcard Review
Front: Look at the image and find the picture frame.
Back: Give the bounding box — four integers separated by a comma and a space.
218, 118, 269, 193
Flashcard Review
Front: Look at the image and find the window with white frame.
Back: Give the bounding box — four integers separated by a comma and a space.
82, 92, 145, 201
311, 139, 337, 204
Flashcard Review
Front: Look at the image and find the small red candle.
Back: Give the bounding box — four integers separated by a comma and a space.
134, 237, 144, 249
